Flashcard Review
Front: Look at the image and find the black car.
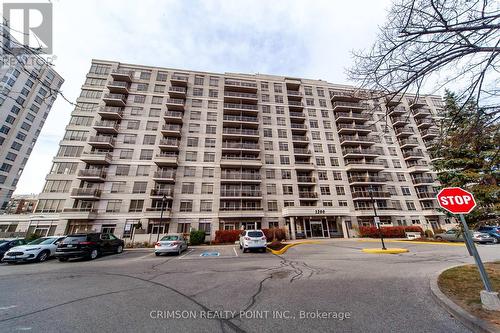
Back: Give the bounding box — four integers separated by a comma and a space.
0, 239, 28, 260
476, 226, 500, 244
55, 233, 124, 261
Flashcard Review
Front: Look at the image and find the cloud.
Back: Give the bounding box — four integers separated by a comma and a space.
14, 0, 392, 194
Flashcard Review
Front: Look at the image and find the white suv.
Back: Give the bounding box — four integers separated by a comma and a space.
239, 230, 267, 253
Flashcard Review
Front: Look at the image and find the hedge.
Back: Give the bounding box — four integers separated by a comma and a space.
358, 226, 423, 238
262, 228, 287, 241
214, 230, 241, 244
189, 229, 206, 245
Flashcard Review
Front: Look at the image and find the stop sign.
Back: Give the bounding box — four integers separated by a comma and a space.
436, 187, 476, 214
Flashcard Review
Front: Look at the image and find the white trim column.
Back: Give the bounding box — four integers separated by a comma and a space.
290, 216, 296, 240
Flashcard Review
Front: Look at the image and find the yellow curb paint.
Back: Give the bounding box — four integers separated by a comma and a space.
362, 248, 409, 254
267, 241, 322, 255
357, 239, 465, 246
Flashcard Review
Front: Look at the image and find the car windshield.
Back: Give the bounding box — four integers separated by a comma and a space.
28, 237, 55, 245
0, 240, 8, 245
62, 236, 88, 244
248, 231, 264, 237
161, 235, 179, 241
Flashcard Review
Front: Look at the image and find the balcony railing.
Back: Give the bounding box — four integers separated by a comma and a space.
294, 148, 311, 154
289, 112, 306, 118
332, 101, 364, 109
337, 124, 372, 131
70, 188, 101, 197
153, 171, 176, 179
221, 173, 261, 180
345, 160, 385, 167
399, 138, 419, 146
224, 79, 257, 89
224, 103, 259, 111
222, 128, 259, 136
159, 138, 180, 147
98, 106, 124, 119
223, 115, 258, 123
288, 101, 303, 107
335, 112, 370, 120
88, 136, 115, 145
77, 170, 107, 178
416, 118, 434, 127
340, 135, 376, 143
164, 111, 183, 118
348, 176, 388, 183
168, 86, 187, 93
150, 189, 174, 197
224, 91, 258, 99
298, 192, 318, 198
395, 127, 415, 135
290, 123, 307, 129
166, 98, 185, 105
297, 176, 315, 182
221, 155, 261, 161
412, 177, 435, 184
222, 142, 259, 150
81, 151, 113, 162
220, 190, 262, 197
342, 148, 380, 156
103, 93, 127, 102
352, 191, 391, 199
292, 135, 308, 141
162, 124, 182, 131
417, 192, 437, 199
402, 150, 425, 158
219, 206, 263, 211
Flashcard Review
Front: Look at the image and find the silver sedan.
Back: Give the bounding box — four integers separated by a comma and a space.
154, 234, 188, 256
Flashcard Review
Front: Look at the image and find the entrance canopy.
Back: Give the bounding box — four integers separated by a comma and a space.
281, 207, 350, 218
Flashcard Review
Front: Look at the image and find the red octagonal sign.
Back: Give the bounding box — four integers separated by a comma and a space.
436, 187, 477, 214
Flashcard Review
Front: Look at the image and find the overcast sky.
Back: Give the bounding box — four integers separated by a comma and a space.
13, 0, 393, 194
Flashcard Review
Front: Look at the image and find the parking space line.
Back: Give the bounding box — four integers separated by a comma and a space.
233, 247, 239, 257
0, 305, 16, 310
178, 249, 194, 259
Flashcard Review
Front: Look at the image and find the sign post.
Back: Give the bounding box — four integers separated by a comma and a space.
437, 187, 500, 310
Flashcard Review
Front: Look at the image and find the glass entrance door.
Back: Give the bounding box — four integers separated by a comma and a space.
311, 222, 323, 237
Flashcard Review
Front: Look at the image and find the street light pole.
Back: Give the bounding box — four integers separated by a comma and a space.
369, 186, 386, 250
156, 194, 167, 242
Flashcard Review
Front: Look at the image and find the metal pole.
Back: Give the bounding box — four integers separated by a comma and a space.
369, 188, 386, 250
459, 214, 493, 292
156, 195, 166, 243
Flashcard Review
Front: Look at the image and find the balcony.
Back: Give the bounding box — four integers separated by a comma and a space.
402, 150, 425, 160
416, 118, 434, 128
224, 91, 258, 104
88, 136, 115, 149
152, 171, 176, 183
158, 138, 180, 151
293, 148, 311, 156
224, 103, 259, 113
70, 188, 101, 200
60, 208, 98, 220
292, 135, 309, 143
77, 169, 107, 182
93, 121, 119, 134
111, 69, 133, 82
335, 112, 370, 122
289, 111, 306, 120
107, 80, 130, 94
294, 161, 315, 170
287, 90, 302, 101
352, 191, 391, 200
221, 173, 261, 182
150, 188, 174, 198
219, 205, 264, 212
412, 108, 432, 118
170, 75, 189, 86
348, 176, 389, 185
399, 138, 419, 148
332, 101, 364, 111
222, 128, 259, 138
166, 98, 185, 111
342, 148, 380, 158
417, 192, 437, 199
421, 128, 439, 139
220, 155, 262, 167
345, 160, 385, 171
337, 123, 372, 134
424, 138, 439, 148
164, 111, 183, 124
412, 177, 436, 185
391, 117, 408, 127
221, 141, 260, 152
409, 97, 427, 109
297, 176, 315, 183
224, 79, 258, 92
387, 106, 406, 116
161, 124, 182, 137
406, 162, 431, 173
288, 101, 304, 111
154, 153, 178, 166
81, 151, 112, 165
98, 106, 123, 120
103, 93, 127, 107
395, 127, 415, 137
223, 115, 259, 128
339, 135, 376, 146
168, 86, 187, 98
220, 190, 262, 198
330, 90, 363, 102
298, 192, 318, 199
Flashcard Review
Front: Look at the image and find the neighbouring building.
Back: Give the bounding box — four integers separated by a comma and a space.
0, 59, 456, 241
2, 194, 38, 214
0, 27, 64, 211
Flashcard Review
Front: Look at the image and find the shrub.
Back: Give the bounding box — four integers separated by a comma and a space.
358, 226, 423, 238
262, 228, 287, 241
424, 229, 434, 238
189, 229, 206, 245
25, 233, 41, 242
434, 228, 446, 234
215, 230, 241, 244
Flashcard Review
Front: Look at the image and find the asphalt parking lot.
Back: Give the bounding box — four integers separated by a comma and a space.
0, 240, 498, 333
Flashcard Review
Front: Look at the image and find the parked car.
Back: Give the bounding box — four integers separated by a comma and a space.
55, 233, 124, 261
0, 238, 28, 260
476, 226, 500, 244
434, 229, 495, 244
1, 236, 66, 263
154, 234, 188, 256
239, 230, 267, 253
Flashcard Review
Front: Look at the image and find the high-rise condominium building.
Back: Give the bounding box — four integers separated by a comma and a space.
31, 59, 451, 240
0, 29, 64, 211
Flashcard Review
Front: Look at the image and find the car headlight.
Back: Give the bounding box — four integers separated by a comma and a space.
25, 248, 41, 251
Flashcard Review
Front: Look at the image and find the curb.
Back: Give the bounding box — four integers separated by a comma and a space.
358, 239, 465, 246
267, 241, 322, 255
361, 248, 409, 254
429, 265, 499, 333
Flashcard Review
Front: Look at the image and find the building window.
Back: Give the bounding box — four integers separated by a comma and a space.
267, 201, 278, 211
201, 183, 214, 194
202, 167, 214, 178
336, 186, 345, 195
200, 200, 212, 212
129, 200, 144, 212
106, 200, 122, 213
320, 186, 331, 196
132, 182, 147, 193
182, 182, 195, 194
180, 200, 193, 212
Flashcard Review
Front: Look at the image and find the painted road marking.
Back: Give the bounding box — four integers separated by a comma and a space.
233, 247, 239, 257
200, 251, 220, 257
0, 305, 16, 310
177, 249, 194, 259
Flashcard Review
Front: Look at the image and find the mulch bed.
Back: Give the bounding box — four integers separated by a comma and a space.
266, 241, 287, 251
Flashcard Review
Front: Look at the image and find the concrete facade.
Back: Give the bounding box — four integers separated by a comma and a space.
1, 59, 455, 241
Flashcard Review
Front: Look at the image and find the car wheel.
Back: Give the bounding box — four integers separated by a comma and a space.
88, 249, 99, 260
58, 258, 68, 262
177, 248, 181, 256
239, 243, 242, 249
155, 252, 161, 256
492, 238, 499, 244
36, 250, 49, 262
435, 236, 443, 241
116, 245, 123, 254
242, 248, 247, 253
